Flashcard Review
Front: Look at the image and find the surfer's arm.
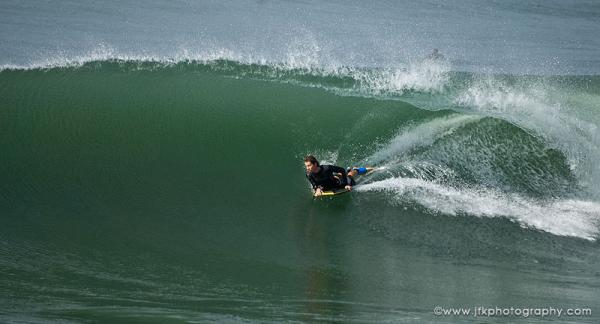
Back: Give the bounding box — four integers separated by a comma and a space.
306, 174, 320, 191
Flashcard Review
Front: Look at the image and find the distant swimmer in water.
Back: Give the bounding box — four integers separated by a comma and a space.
425, 48, 445, 60
304, 155, 357, 197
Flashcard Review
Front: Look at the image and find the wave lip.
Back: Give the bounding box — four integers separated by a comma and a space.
357, 177, 600, 241
0, 43, 453, 98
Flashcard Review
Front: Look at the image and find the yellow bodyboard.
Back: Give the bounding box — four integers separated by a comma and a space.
316, 188, 350, 197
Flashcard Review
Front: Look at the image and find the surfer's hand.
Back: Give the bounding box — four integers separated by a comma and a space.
315, 188, 323, 196
345, 185, 352, 191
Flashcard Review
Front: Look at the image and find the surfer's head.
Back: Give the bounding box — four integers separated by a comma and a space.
304, 155, 319, 173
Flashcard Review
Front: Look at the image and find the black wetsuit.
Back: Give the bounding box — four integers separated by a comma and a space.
306, 165, 354, 191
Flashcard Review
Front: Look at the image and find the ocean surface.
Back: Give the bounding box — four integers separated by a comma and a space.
2, 1, 600, 323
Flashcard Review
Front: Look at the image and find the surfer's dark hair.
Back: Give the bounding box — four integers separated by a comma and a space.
304, 155, 319, 166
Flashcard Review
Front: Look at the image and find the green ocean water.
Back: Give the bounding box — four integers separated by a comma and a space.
1, 61, 600, 323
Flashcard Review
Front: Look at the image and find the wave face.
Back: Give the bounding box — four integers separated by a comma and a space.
2, 1, 600, 322
3, 59, 599, 235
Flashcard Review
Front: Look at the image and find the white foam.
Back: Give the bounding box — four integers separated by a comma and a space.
357, 177, 600, 241
337, 59, 451, 97
284, 33, 324, 71
367, 114, 481, 164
